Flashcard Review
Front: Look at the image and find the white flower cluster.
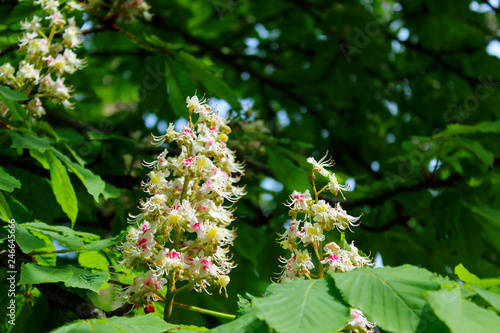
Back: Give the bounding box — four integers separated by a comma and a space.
119, 95, 245, 309
0, 0, 86, 118
87, 0, 153, 23
276, 152, 375, 332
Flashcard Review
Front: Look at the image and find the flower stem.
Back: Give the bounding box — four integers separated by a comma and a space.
313, 243, 324, 278
163, 279, 176, 323
173, 301, 236, 320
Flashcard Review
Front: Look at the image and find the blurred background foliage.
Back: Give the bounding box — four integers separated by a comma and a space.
1, 0, 500, 331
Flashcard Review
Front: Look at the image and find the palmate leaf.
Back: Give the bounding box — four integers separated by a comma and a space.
332, 265, 449, 333
50, 313, 174, 333
252, 277, 351, 333
19, 263, 109, 293
425, 286, 500, 332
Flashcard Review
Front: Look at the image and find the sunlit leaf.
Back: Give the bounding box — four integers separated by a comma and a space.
252, 277, 351, 333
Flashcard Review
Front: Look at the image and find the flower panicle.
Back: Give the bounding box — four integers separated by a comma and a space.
276, 151, 376, 330
0, 0, 87, 120
119, 93, 245, 309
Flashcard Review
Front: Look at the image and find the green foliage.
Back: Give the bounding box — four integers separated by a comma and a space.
19, 263, 109, 293
426, 286, 500, 332
46, 152, 78, 225
1, 0, 500, 331
332, 265, 449, 333
266, 145, 310, 193
0, 168, 21, 192
52, 148, 106, 202
50, 314, 175, 333
252, 277, 351, 333
10, 131, 50, 153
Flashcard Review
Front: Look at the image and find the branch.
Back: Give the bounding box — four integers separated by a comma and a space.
0, 43, 19, 58
322, 174, 461, 209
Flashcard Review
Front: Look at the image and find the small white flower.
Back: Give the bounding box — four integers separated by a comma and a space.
27, 38, 49, 56
16, 62, 40, 84
326, 173, 348, 199
299, 222, 325, 245
63, 25, 83, 48
20, 16, 42, 31
65, 0, 84, 11
0, 63, 15, 85
27, 98, 46, 117
285, 190, 312, 211
307, 152, 334, 177
345, 309, 376, 333
19, 32, 38, 47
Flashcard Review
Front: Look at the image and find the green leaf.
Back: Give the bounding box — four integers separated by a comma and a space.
459, 139, 494, 166
20, 263, 109, 293
455, 264, 480, 284
435, 120, 500, 138
0, 167, 21, 192
50, 314, 176, 333
332, 265, 448, 333
19, 263, 72, 284
83, 232, 124, 251
46, 151, 78, 225
6, 1, 40, 25
426, 286, 500, 332
10, 130, 50, 152
29, 230, 57, 266
0, 191, 13, 221
52, 148, 105, 202
267, 146, 311, 193
463, 201, 500, 228
0, 85, 28, 101
173, 51, 240, 110
24, 222, 84, 249
102, 182, 121, 200
30, 148, 50, 169
472, 286, 500, 313
15, 224, 46, 253
64, 266, 109, 292
211, 311, 268, 333
78, 251, 109, 271
165, 56, 196, 118
252, 277, 351, 333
